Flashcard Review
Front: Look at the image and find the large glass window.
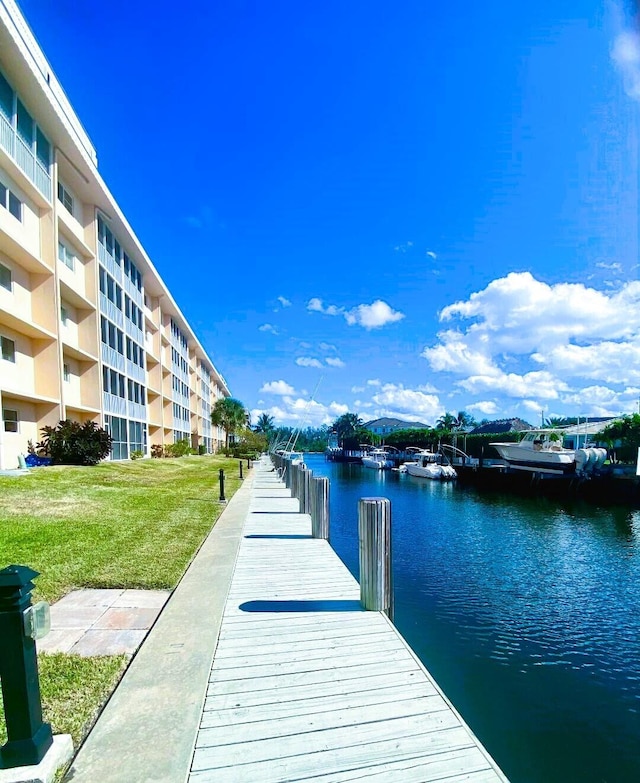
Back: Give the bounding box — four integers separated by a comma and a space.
35, 128, 50, 168
16, 99, 33, 146
0, 71, 12, 120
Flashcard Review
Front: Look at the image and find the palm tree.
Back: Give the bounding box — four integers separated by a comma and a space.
436, 412, 458, 431
455, 411, 476, 430
254, 413, 275, 435
211, 397, 248, 450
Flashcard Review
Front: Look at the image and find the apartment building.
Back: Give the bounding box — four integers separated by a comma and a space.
0, 0, 230, 469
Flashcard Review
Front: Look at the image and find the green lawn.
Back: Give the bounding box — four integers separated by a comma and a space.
0, 455, 244, 757
0, 455, 243, 602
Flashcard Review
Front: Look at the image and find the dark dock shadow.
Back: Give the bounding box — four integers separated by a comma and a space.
239, 600, 362, 613
245, 534, 312, 540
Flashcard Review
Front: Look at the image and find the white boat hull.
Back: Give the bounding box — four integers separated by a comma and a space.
405, 463, 457, 480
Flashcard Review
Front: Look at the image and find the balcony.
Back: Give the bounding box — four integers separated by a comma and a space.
0, 113, 51, 202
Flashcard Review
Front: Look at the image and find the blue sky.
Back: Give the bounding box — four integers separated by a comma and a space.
20, 0, 640, 427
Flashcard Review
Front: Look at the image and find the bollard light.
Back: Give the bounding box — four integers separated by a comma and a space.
0, 564, 54, 768
219, 468, 226, 502
23, 601, 51, 641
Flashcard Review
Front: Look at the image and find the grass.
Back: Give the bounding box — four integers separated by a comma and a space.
0, 455, 244, 761
0, 455, 243, 602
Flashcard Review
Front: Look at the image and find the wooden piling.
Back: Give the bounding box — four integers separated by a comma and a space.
358, 497, 393, 620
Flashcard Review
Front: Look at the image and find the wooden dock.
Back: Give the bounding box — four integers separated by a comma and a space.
189, 459, 508, 782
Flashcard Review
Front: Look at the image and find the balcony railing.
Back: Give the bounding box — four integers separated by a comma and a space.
0, 113, 52, 202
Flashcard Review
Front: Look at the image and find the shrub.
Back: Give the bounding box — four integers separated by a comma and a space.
165, 439, 193, 458
130, 449, 144, 460
38, 420, 113, 466
150, 444, 164, 458
198, 444, 207, 455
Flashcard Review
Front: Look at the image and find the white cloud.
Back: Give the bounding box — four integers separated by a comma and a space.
319, 342, 336, 352
258, 323, 278, 334
307, 298, 343, 316
325, 357, 345, 368
367, 379, 381, 386
467, 400, 499, 416
308, 297, 404, 329
260, 380, 296, 396
394, 241, 414, 253
611, 7, 640, 102
296, 357, 323, 368
351, 385, 365, 393
458, 370, 568, 400
345, 300, 405, 330
370, 383, 442, 424
426, 250, 437, 259
421, 272, 640, 416
277, 296, 292, 307
252, 397, 350, 428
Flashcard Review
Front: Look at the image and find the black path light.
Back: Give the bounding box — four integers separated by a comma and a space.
0, 564, 53, 768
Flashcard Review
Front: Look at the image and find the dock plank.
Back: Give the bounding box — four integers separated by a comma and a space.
188, 459, 508, 783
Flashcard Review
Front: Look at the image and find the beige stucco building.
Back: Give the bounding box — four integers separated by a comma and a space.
0, 0, 229, 469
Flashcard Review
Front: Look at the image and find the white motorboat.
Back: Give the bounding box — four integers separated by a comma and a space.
362, 448, 395, 470
490, 430, 607, 475
403, 449, 457, 480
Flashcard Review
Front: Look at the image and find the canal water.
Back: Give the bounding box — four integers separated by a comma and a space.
303, 453, 640, 783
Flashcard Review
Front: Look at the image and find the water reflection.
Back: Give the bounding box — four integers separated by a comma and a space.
305, 453, 640, 783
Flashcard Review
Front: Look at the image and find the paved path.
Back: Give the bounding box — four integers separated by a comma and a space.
39, 588, 170, 656
189, 460, 508, 783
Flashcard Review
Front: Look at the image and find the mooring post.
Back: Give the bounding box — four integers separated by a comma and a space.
0, 565, 53, 768
311, 476, 330, 539
358, 497, 393, 621
239, 460, 243, 479
300, 466, 311, 514
219, 468, 226, 502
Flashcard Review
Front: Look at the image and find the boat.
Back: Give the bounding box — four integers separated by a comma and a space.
361, 448, 395, 470
403, 448, 457, 480
490, 429, 607, 476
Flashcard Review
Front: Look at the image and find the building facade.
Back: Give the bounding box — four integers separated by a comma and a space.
0, 0, 229, 469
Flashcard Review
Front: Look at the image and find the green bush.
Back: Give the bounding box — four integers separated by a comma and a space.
130, 449, 144, 460
37, 420, 113, 466
165, 439, 193, 458
198, 444, 207, 455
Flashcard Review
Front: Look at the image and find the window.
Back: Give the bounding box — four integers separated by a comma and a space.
58, 241, 76, 271
60, 305, 68, 325
0, 263, 11, 291
2, 408, 18, 433
57, 182, 74, 215
0, 71, 12, 121
0, 180, 23, 222
8, 191, 21, 221
1, 335, 15, 362
16, 99, 33, 146
63, 363, 70, 382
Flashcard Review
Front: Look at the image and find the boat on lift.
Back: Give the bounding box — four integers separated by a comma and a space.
402, 448, 457, 480
490, 429, 607, 476
362, 448, 395, 470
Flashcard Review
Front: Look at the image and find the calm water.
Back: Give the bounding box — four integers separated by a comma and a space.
303, 453, 640, 783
